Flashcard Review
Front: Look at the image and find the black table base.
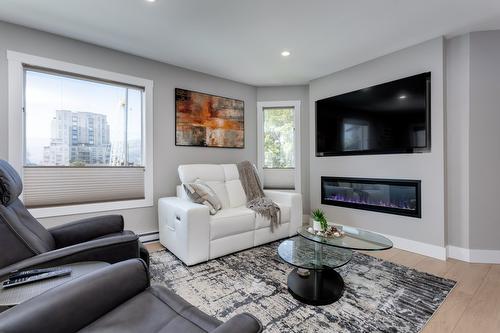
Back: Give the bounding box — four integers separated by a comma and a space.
287, 267, 344, 305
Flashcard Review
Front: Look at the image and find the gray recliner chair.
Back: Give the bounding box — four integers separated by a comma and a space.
0, 259, 263, 333
0, 160, 149, 278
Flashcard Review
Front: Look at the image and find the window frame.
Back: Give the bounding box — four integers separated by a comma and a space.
257, 100, 301, 193
8, 50, 154, 218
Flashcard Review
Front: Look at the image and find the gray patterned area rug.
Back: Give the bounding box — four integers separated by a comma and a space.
149, 241, 455, 333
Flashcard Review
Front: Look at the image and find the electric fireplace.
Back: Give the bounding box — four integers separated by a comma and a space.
321, 177, 421, 218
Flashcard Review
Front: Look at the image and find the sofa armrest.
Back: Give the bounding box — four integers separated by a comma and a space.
263, 190, 300, 206
49, 215, 124, 248
264, 190, 303, 236
158, 197, 210, 265
0, 233, 139, 279
211, 313, 263, 333
0, 259, 149, 333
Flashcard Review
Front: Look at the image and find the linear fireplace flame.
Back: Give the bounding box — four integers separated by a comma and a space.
321, 177, 421, 218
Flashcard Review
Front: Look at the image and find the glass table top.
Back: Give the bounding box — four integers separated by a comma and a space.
298, 225, 393, 251
278, 236, 353, 270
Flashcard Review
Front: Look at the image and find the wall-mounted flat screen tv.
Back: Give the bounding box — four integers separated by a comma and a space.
316, 72, 431, 156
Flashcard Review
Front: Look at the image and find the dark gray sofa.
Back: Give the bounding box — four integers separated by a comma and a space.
0, 259, 263, 333
0, 159, 149, 279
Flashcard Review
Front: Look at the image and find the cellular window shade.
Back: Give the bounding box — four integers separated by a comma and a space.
23, 167, 145, 208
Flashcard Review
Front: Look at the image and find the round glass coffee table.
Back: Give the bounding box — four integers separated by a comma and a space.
278, 225, 393, 305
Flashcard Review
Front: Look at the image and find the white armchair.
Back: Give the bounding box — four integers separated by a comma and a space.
158, 164, 302, 266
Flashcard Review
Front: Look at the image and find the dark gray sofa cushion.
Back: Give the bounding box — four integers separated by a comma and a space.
0, 259, 262, 333
79, 286, 221, 333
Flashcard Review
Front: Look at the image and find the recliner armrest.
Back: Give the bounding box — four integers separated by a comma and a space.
211, 313, 263, 333
158, 197, 210, 265
0, 259, 149, 333
0, 233, 139, 279
49, 215, 124, 248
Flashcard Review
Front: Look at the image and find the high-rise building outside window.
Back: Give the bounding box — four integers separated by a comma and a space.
25, 69, 143, 168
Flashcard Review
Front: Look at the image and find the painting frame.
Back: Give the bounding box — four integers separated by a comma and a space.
175, 88, 245, 149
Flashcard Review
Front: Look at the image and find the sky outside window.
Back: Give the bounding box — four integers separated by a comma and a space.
24, 70, 143, 166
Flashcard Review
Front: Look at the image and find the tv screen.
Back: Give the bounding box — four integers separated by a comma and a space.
316, 72, 431, 156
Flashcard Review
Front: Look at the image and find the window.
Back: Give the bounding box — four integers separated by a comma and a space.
8, 51, 153, 217
25, 69, 143, 168
342, 121, 369, 151
257, 101, 301, 192
263, 107, 295, 168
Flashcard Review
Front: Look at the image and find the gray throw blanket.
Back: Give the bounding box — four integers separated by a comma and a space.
237, 161, 281, 232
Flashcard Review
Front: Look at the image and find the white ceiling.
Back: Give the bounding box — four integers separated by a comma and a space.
1, 0, 500, 86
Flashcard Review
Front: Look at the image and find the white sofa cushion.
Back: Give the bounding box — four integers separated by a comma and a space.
179, 164, 225, 183
255, 203, 291, 229
179, 163, 246, 208
254, 222, 290, 246
209, 207, 255, 241
204, 181, 230, 209
225, 179, 247, 208
221, 164, 240, 181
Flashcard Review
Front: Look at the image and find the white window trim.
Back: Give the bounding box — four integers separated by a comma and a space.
257, 100, 301, 193
7, 50, 154, 218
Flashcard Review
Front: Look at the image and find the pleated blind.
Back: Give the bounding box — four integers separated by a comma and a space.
23, 167, 145, 208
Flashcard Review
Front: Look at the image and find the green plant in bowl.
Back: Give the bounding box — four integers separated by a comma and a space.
311, 209, 328, 231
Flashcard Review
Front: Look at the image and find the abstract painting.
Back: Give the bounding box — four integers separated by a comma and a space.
175, 88, 244, 148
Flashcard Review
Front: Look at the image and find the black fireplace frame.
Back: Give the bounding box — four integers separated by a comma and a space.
321, 176, 421, 218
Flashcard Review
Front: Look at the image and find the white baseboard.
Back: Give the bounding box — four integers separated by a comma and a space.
139, 231, 159, 243
447, 245, 500, 264
378, 232, 447, 261
447, 245, 470, 262
470, 249, 500, 264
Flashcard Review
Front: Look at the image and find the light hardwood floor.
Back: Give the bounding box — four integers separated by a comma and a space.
145, 242, 500, 333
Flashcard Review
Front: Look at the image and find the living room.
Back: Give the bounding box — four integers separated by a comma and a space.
0, 1, 499, 332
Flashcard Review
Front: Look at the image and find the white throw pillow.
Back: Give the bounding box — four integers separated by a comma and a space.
183, 179, 222, 215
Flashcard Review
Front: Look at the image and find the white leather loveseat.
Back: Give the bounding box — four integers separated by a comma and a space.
158, 164, 302, 266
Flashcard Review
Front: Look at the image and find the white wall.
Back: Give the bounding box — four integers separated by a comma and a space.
308, 38, 446, 252
0, 21, 257, 235
256, 86, 310, 212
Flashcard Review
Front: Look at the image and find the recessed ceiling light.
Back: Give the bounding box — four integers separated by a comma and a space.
399, 95, 407, 99
145, 0, 156, 2
281, 50, 291, 57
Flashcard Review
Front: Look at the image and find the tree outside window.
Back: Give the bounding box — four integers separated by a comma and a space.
263, 107, 295, 168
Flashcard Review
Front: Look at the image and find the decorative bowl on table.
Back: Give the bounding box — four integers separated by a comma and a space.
307, 225, 345, 238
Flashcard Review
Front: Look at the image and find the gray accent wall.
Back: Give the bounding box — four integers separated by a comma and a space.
445, 34, 470, 250
0, 21, 257, 234
308, 38, 446, 248
445, 30, 500, 252
469, 31, 500, 251
256, 86, 310, 212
